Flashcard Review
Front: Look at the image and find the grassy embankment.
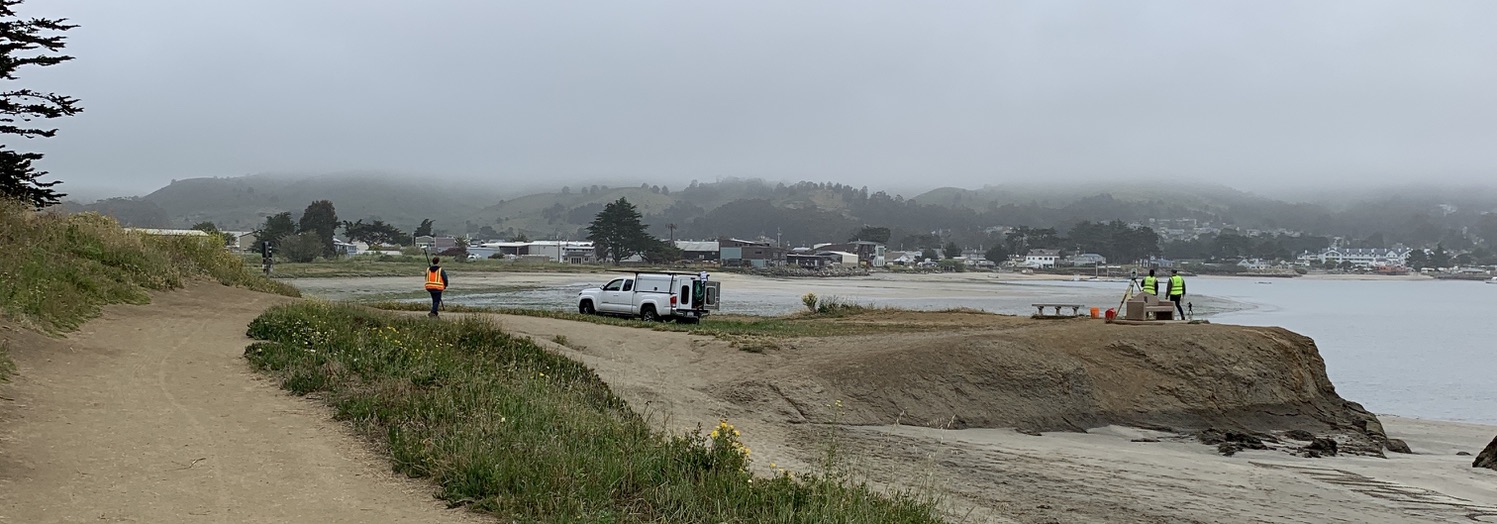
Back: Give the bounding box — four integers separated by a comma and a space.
245, 302, 943, 523
0, 199, 300, 334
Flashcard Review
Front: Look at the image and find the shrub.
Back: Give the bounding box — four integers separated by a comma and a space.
801, 292, 819, 312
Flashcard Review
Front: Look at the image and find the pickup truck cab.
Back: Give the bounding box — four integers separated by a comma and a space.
577, 271, 719, 323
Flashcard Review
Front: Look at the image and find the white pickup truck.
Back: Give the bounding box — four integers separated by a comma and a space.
577, 271, 719, 323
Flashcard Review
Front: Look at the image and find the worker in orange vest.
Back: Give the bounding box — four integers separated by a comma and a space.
425, 257, 449, 317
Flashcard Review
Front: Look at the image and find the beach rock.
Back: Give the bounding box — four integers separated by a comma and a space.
1284, 429, 1316, 441
1131, 438, 1161, 443
1301, 437, 1338, 458
1198, 429, 1267, 449
1385, 438, 1412, 454
1200, 429, 1267, 456
1474, 436, 1497, 470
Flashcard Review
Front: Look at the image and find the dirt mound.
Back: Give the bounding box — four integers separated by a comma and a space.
736, 319, 1386, 448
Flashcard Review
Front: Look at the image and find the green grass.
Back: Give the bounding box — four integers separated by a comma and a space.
244, 302, 943, 523
363, 301, 947, 340
0, 199, 299, 333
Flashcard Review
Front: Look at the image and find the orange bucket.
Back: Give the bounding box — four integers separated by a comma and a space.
1090, 307, 1101, 319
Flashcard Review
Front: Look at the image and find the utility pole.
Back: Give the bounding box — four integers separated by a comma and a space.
668, 223, 677, 244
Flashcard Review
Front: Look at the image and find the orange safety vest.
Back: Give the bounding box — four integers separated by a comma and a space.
424, 268, 446, 291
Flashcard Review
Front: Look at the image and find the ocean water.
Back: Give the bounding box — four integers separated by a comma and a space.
437, 275, 1495, 424
1202, 278, 1495, 425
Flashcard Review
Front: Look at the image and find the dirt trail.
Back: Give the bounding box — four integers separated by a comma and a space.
0, 284, 481, 524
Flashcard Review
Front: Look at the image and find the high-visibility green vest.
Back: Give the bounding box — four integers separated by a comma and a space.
1169, 275, 1185, 296
1142, 276, 1158, 294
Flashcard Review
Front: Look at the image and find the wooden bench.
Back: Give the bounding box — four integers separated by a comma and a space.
1032, 303, 1084, 317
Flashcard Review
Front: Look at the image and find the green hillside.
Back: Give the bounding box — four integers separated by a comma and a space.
139, 173, 502, 232
913, 182, 1261, 212
470, 186, 678, 238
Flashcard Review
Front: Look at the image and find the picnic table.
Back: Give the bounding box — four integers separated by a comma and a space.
1032, 303, 1083, 317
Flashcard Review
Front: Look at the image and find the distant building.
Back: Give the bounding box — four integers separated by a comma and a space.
674, 240, 720, 262
333, 239, 359, 256
1237, 258, 1270, 270
477, 240, 596, 264
819, 251, 859, 266
1024, 249, 1060, 268
1068, 253, 1107, 267
719, 238, 783, 268
1311, 246, 1413, 267
787, 251, 840, 269
233, 231, 260, 252
885, 250, 922, 266
813, 241, 885, 267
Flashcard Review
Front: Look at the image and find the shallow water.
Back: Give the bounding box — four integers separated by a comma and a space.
1204, 278, 1495, 425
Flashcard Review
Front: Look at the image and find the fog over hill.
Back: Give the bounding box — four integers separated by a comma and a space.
20, 1, 1497, 200
65, 174, 1497, 262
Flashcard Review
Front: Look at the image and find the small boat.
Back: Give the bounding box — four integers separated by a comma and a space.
1487, 277, 1497, 285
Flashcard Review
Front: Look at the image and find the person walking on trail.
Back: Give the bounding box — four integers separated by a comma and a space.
425, 257, 449, 317
1141, 269, 1159, 296
1167, 269, 1186, 319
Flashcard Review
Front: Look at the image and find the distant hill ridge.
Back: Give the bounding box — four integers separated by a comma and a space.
70, 173, 1497, 251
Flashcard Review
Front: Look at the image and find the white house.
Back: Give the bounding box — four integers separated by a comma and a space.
1312, 246, 1413, 267
1237, 258, 1270, 270
1024, 249, 1060, 268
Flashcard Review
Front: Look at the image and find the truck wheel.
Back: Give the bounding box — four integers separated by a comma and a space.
641, 306, 659, 322
579, 301, 595, 315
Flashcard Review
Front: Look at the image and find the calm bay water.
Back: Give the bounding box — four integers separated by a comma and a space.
433, 274, 1494, 424
1203, 278, 1495, 425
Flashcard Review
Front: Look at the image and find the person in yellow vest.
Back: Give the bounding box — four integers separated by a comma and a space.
1141, 269, 1159, 295
425, 257, 449, 317
1167, 269, 1186, 319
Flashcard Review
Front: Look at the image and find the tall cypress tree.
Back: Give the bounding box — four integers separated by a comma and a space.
587, 197, 653, 265
0, 1, 82, 208
298, 200, 339, 257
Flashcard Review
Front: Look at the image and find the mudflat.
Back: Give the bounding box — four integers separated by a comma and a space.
0, 284, 481, 524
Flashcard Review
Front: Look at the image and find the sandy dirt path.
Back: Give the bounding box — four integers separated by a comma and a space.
0, 284, 482, 524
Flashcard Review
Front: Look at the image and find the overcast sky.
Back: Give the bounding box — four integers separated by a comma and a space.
16, 0, 1497, 199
